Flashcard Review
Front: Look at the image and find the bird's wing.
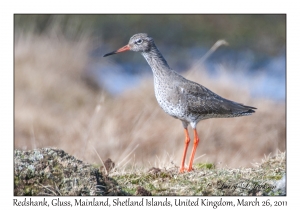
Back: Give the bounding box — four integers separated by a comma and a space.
176, 78, 255, 116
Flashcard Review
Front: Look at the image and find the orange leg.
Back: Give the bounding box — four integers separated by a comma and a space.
179, 128, 190, 173
187, 129, 200, 171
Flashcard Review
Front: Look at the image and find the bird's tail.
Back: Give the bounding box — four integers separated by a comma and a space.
231, 103, 257, 117
241, 105, 257, 114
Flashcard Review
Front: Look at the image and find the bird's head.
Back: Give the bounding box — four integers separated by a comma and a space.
103, 33, 154, 57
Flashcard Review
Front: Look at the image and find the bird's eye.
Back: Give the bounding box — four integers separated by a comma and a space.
136, 39, 143, 44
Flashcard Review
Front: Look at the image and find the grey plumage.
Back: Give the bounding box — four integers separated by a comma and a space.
123, 33, 256, 128
104, 33, 256, 172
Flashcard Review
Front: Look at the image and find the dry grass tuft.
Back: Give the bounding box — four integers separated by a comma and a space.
15, 34, 285, 171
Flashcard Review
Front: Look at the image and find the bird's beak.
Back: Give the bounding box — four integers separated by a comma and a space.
103, 45, 130, 57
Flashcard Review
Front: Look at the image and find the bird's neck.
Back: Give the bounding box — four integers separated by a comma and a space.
141, 44, 171, 77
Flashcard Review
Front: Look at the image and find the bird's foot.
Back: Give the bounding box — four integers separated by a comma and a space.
179, 167, 194, 173
179, 167, 185, 173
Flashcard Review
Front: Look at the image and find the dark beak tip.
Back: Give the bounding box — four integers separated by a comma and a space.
103, 45, 130, 58
103, 51, 116, 57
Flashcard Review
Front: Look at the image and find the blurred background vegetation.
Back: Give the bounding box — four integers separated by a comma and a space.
14, 14, 286, 169
15, 14, 285, 55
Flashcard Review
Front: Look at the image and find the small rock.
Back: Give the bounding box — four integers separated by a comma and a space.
104, 158, 115, 173
136, 186, 152, 196
148, 167, 161, 174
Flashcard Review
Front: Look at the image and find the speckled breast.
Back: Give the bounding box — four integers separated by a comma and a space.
153, 77, 188, 121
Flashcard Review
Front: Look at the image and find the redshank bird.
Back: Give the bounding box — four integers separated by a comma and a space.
103, 33, 256, 173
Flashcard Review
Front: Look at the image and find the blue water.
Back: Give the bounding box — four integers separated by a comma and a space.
89, 48, 286, 101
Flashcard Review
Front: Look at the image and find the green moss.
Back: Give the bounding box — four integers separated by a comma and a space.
123, 188, 136, 195
194, 163, 215, 169
24, 186, 33, 195
267, 175, 282, 180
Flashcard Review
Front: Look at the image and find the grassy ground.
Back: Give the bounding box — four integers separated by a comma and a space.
14, 148, 286, 196
110, 151, 286, 196
14, 33, 285, 170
